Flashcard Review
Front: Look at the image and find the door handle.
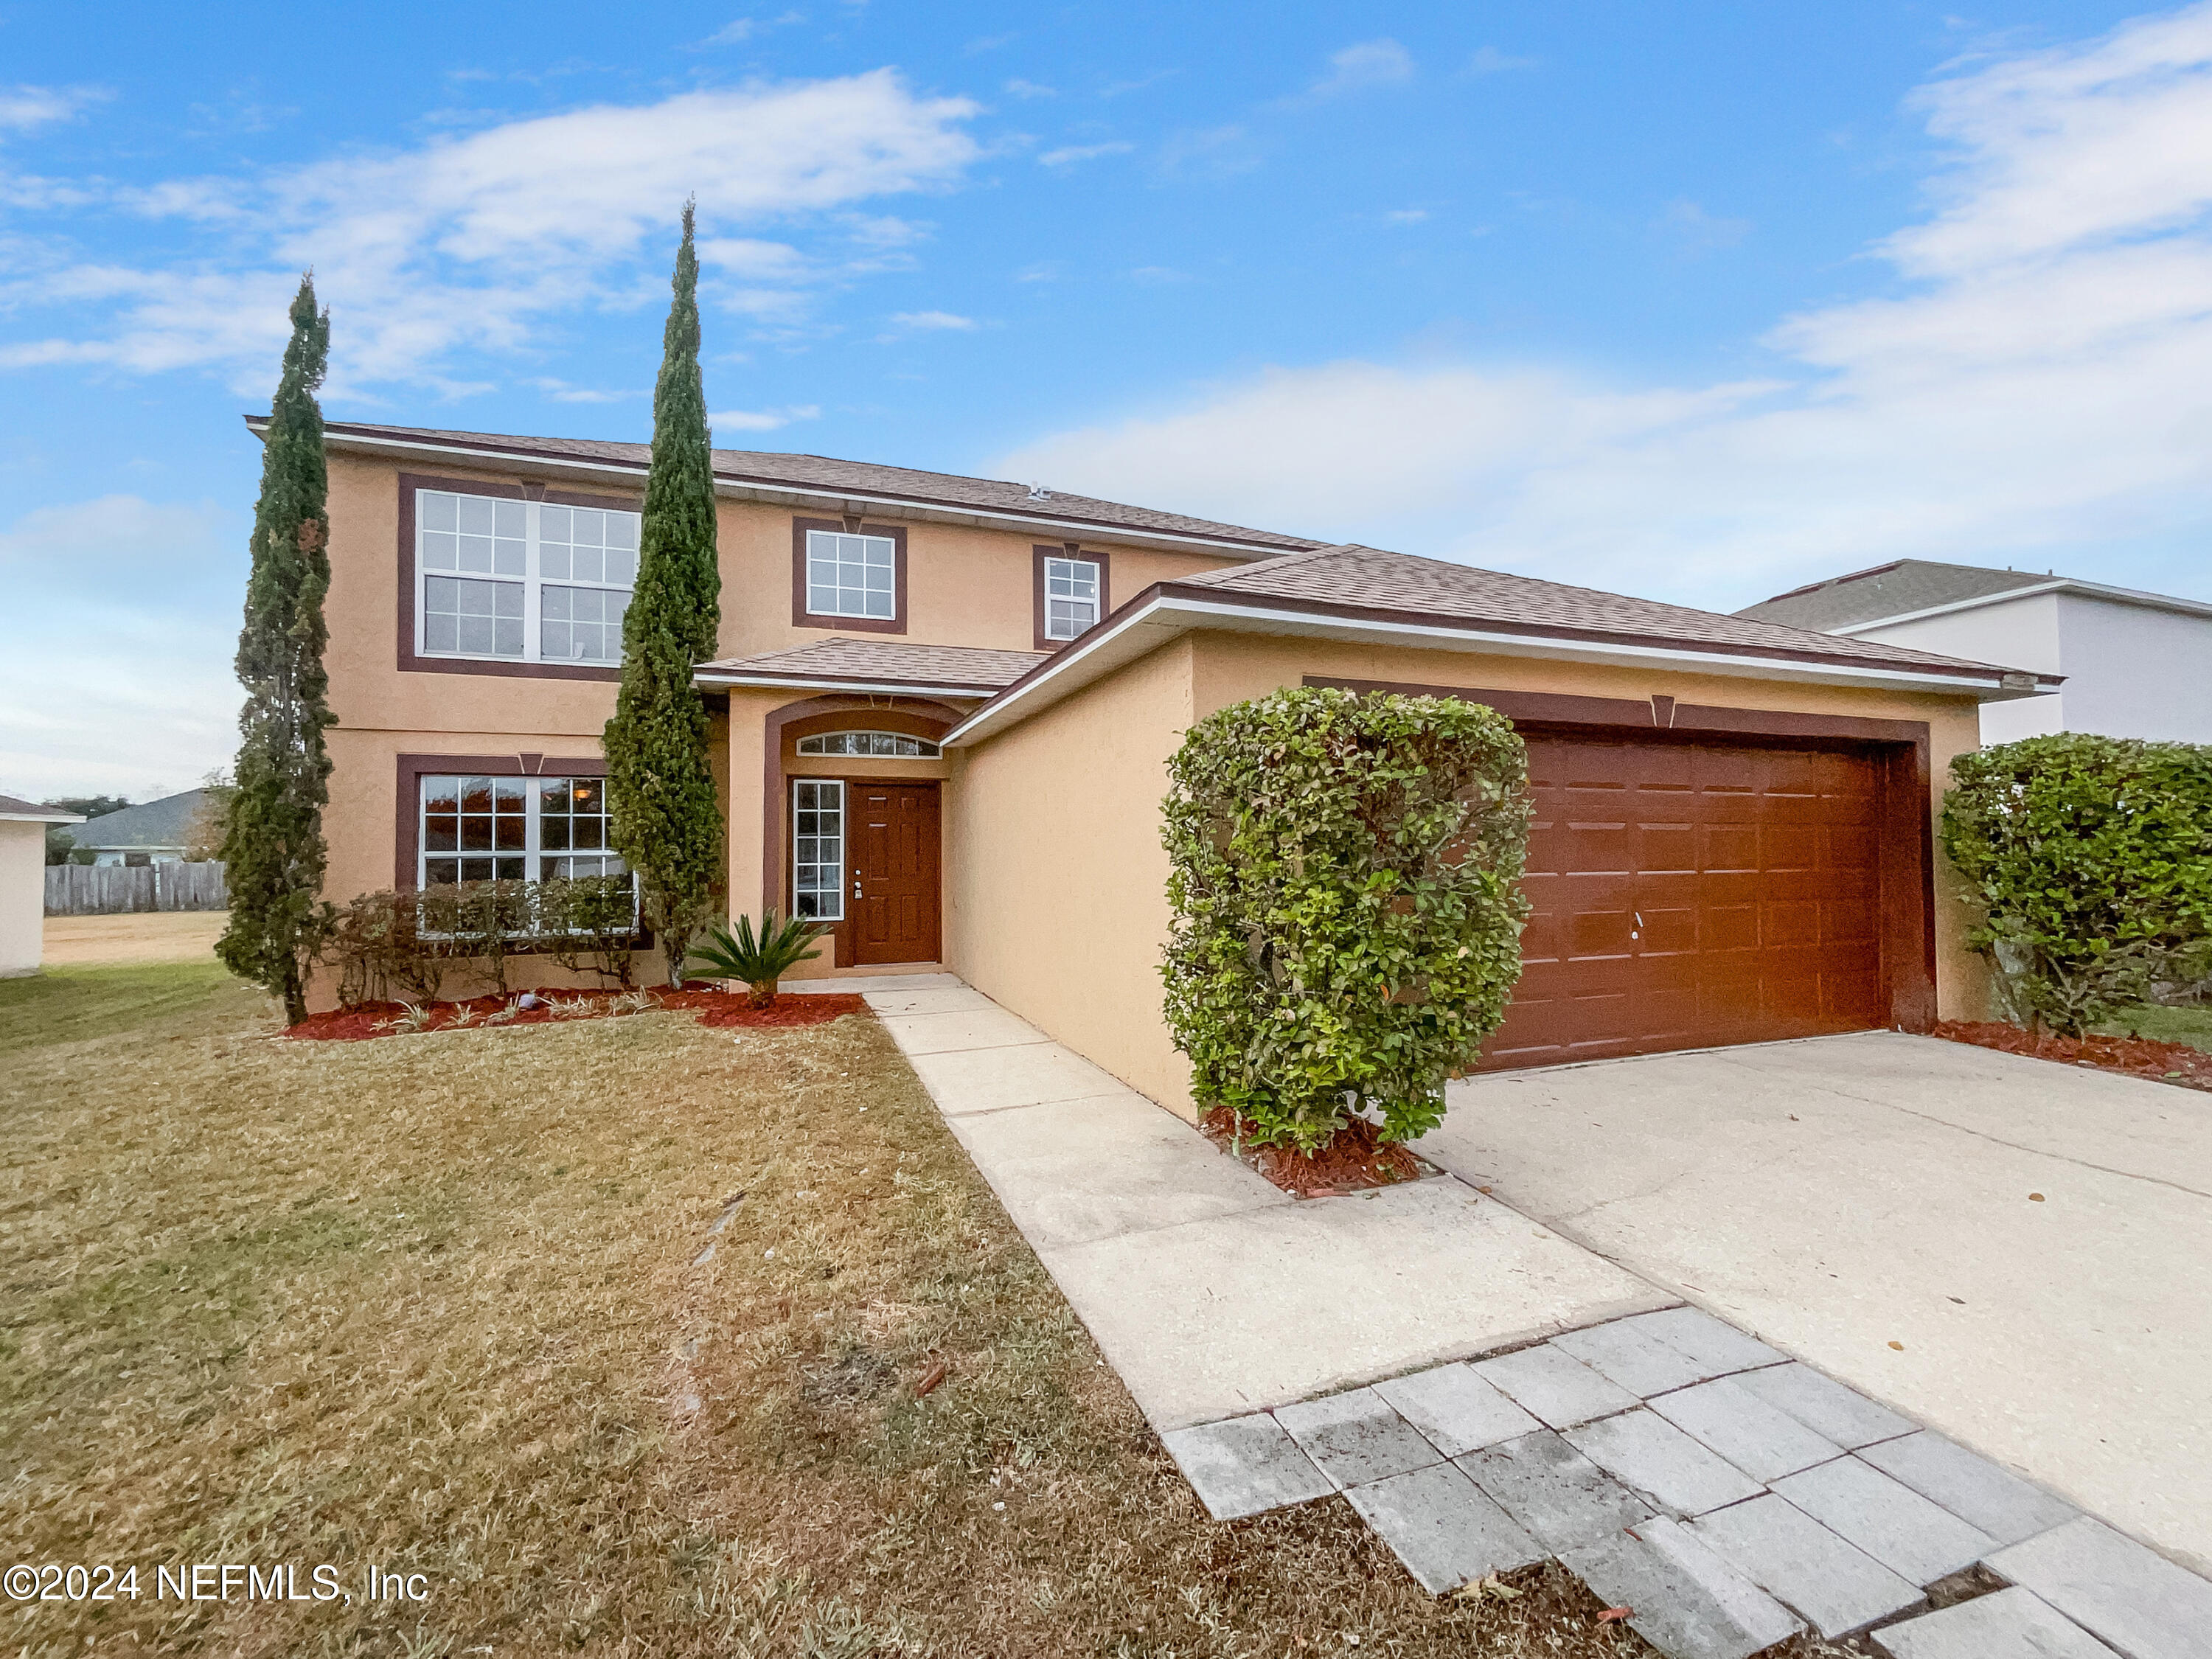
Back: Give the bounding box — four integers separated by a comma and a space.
1632, 910, 1644, 941
852, 877, 863, 898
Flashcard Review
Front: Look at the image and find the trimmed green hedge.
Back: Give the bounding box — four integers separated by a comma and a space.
1161, 686, 1531, 1152
1941, 733, 2212, 1034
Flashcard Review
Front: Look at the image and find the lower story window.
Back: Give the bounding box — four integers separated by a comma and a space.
420, 774, 625, 886
793, 779, 845, 921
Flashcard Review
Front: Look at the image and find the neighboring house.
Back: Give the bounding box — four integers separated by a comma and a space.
293, 416, 2055, 1114
1, 794, 80, 976
1737, 559, 2212, 745
56, 789, 212, 866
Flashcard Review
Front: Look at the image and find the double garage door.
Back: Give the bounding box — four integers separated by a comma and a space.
1479, 733, 1896, 1070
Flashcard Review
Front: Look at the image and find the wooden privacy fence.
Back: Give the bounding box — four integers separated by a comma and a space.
44, 861, 229, 916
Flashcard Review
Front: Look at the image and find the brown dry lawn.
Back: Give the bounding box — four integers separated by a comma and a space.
1, 962, 1829, 1658
40, 909, 228, 967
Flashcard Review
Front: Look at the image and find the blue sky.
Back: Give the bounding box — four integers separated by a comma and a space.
4, 0, 2210, 799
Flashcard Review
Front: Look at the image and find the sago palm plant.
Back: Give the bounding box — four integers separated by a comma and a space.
685, 911, 828, 1007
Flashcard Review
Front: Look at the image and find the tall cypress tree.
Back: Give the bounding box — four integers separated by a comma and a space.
606, 201, 725, 982
218, 275, 336, 1025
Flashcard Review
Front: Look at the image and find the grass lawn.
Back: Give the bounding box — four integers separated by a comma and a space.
2101, 1001, 2212, 1054
0, 964, 1711, 1658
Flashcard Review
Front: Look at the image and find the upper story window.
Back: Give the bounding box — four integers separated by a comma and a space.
416, 490, 639, 664
804, 530, 897, 620
796, 731, 942, 757
1042, 555, 1102, 641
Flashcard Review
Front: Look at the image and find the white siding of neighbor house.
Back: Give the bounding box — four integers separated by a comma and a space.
1, 818, 46, 977
1852, 591, 2067, 745
2051, 593, 2212, 743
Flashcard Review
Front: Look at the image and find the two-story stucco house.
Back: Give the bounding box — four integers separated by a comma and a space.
291, 417, 2055, 1116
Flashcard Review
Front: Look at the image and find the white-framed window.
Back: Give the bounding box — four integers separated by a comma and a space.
416, 490, 639, 664
418, 774, 627, 886
1043, 554, 1101, 641
804, 529, 896, 620
792, 779, 845, 921
795, 731, 941, 758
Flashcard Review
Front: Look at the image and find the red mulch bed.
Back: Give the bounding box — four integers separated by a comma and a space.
1199, 1107, 1430, 1198
1934, 1020, 2212, 1093
285, 986, 871, 1041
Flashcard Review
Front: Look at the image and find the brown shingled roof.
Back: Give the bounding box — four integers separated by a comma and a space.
296, 418, 1322, 555
696, 638, 1045, 693
1170, 545, 2034, 680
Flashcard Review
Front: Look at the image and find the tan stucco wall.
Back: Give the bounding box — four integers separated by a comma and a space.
0, 819, 47, 978
946, 636, 1200, 1106
319, 450, 1239, 952
948, 630, 1992, 1121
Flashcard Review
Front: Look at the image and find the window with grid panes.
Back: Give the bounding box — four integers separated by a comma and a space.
791, 779, 845, 920
415, 489, 639, 663
1043, 555, 1101, 640
803, 530, 896, 619
419, 774, 627, 886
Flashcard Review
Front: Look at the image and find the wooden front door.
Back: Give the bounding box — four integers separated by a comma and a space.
849, 781, 941, 964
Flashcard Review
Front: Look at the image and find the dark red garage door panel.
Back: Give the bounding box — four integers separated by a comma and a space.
1478, 734, 1885, 1069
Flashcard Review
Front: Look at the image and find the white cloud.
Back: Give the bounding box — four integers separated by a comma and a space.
1307, 39, 1414, 99
2, 72, 981, 393
710, 403, 821, 431
889, 309, 977, 330
1466, 47, 1538, 75
1038, 141, 1133, 167
995, 3, 2212, 608
1157, 123, 1260, 181
0, 85, 100, 133
1383, 207, 1430, 224
1004, 79, 1057, 100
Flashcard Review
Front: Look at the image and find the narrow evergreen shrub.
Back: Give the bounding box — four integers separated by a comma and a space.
606, 201, 725, 983
219, 274, 336, 1024
1941, 733, 2212, 1034
1161, 686, 1532, 1152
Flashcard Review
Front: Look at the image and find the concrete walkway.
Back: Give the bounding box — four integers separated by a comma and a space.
1425, 1031, 2212, 1578
860, 976, 1668, 1430
862, 982, 2212, 1656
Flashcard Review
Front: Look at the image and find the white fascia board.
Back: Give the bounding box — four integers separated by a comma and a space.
945, 594, 2011, 747
692, 672, 993, 700
0, 811, 83, 824
306, 425, 1293, 563
1832, 579, 2212, 636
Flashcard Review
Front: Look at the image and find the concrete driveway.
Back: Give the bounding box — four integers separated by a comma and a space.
1420, 1030, 2212, 1575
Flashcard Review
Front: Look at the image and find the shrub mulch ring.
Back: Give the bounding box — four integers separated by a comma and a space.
1934, 1019, 2212, 1093
1199, 1107, 1433, 1198
286, 985, 871, 1041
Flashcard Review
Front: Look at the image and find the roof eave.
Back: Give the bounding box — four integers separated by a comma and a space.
1831, 578, 2212, 635
262, 417, 1307, 563
1, 811, 84, 824
944, 588, 2046, 748
692, 669, 997, 700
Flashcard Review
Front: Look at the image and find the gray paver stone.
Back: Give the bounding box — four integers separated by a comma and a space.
1343, 1461, 1544, 1595
1649, 1376, 1844, 1482
1985, 1517, 2212, 1659
1694, 1492, 1923, 1637
1733, 1362, 1916, 1450
1161, 1414, 1333, 1520
1459, 1429, 1654, 1554
1621, 1307, 1787, 1375
1273, 1386, 1443, 1489
1474, 1343, 1641, 1429
1563, 1517, 1803, 1659
1553, 1317, 1717, 1396
1372, 1363, 1541, 1457
1565, 1408, 1766, 1517
1871, 1586, 2119, 1659
1859, 1432, 2080, 1548
1771, 1455, 1995, 1585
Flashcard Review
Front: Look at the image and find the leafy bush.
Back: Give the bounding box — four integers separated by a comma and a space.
323, 880, 643, 1008
686, 911, 827, 1006
1161, 686, 1532, 1152
1941, 733, 2212, 1034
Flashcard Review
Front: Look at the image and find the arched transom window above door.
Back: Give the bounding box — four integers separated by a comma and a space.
795, 731, 942, 758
